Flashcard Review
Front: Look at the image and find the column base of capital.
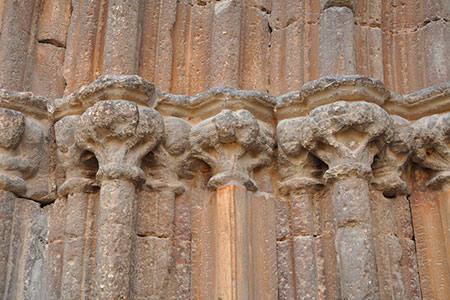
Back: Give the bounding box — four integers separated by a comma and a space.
208, 170, 258, 192
278, 176, 322, 195
59, 177, 98, 196
97, 163, 145, 184
324, 163, 372, 183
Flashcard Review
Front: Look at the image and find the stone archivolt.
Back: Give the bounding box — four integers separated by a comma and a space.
0, 74, 450, 299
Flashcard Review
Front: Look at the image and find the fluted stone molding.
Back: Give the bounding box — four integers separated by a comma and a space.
411, 112, 450, 299
190, 109, 275, 191
75, 100, 164, 299
300, 101, 394, 299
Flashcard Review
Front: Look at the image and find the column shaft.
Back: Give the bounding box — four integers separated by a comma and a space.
94, 179, 135, 299
332, 178, 379, 299
290, 188, 321, 299
60, 192, 89, 300
216, 184, 250, 300
0, 190, 15, 298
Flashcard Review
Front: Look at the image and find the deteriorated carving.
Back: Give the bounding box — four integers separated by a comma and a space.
372, 116, 413, 196
413, 112, 450, 188
55, 116, 97, 196
0, 107, 44, 195
300, 101, 394, 181
190, 109, 275, 191
277, 117, 324, 194
2, 72, 450, 299
76, 100, 164, 183
145, 116, 192, 194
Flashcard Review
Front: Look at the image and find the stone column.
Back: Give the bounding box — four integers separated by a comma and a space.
300, 101, 394, 300
75, 100, 164, 299
320, 0, 356, 76
190, 109, 276, 299
372, 116, 422, 299
102, 0, 142, 75
131, 116, 192, 299
277, 117, 326, 299
412, 113, 450, 300
55, 116, 98, 300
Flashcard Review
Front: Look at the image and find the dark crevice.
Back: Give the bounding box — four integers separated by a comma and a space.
137, 233, 170, 239
250, 4, 271, 15
38, 39, 65, 48
40, 201, 54, 208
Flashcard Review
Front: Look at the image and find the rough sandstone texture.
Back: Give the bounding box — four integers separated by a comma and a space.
0, 1, 449, 300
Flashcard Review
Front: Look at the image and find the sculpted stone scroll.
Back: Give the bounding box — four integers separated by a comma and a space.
190, 109, 275, 191
75, 100, 164, 299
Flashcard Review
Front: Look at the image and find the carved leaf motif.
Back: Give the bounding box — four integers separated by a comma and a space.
190, 109, 274, 191
75, 100, 164, 182
300, 101, 393, 181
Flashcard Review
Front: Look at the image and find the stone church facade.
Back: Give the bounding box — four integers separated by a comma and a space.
0, 1, 448, 299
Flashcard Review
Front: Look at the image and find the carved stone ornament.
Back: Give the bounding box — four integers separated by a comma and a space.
190, 109, 275, 191
372, 115, 413, 196
144, 116, 192, 195
75, 100, 164, 184
277, 117, 325, 194
413, 112, 450, 188
0, 107, 44, 196
300, 101, 394, 182
55, 116, 98, 196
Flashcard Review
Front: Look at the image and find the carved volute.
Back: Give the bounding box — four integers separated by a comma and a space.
190, 109, 275, 191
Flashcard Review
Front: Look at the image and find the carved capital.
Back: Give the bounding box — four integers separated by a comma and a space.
144, 117, 192, 195
372, 116, 412, 196
300, 101, 394, 182
55, 116, 98, 196
277, 117, 324, 194
413, 113, 450, 189
0, 107, 44, 195
75, 100, 164, 183
190, 109, 275, 191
